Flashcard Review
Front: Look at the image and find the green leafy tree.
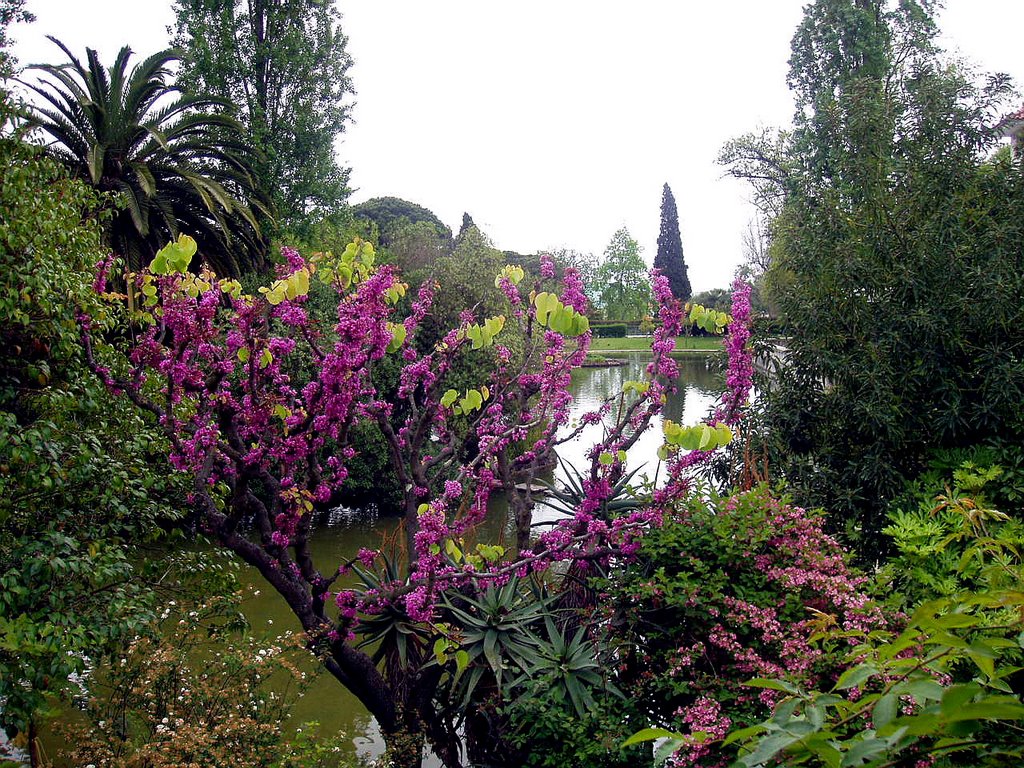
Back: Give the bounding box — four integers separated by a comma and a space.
0, 0, 30, 76
457, 212, 475, 237
171, 0, 354, 236
722, 0, 1023, 550
352, 196, 454, 249
653, 183, 691, 302
352, 196, 454, 273
0, 92, 188, 763
422, 224, 516, 380
23, 39, 267, 275
689, 288, 731, 315
595, 227, 651, 322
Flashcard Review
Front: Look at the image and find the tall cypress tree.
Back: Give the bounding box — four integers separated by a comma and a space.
654, 183, 691, 301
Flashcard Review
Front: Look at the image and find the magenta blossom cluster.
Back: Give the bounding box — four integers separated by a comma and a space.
719, 276, 753, 423
655, 277, 755, 502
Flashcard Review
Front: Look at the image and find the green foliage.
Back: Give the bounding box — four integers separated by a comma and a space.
427, 575, 633, 767
879, 449, 1024, 610
687, 302, 730, 335
502, 680, 644, 768
689, 288, 732, 315
60, 593, 353, 768
517, 617, 622, 717
383, 218, 453, 274
441, 578, 548, 699
723, 0, 1024, 552
272, 723, 366, 768
595, 227, 652, 322
661, 419, 733, 452
0, 101, 188, 743
351, 196, 454, 255
23, 38, 268, 275
725, 508, 1024, 768
149, 233, 198, 276
654, 183, 691, 301
334, 421, 403, 512
420, 224, 524, 395
171, 0, 354, 236
533, 291, 590, 336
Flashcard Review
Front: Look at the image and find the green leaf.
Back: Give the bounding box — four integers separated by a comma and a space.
151, 234, 197, 274
622, 727, 679, 746
746, 678, 802, 695
459, 389, 483, 413
736, 732, 802, 767
944, 700, 1024, 722
840, 737, 887, 767
873, 693, 897, 729
835, 664, 877, 691
386, 322, 407, 353
534, 291, 559, 326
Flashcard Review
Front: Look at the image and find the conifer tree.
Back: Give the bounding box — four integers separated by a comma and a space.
654, 183, 691, 301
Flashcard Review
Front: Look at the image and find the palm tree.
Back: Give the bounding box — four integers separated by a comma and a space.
22, 37, 272, 276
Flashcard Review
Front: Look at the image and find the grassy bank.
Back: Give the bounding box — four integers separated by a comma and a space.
589, 336, 722, 353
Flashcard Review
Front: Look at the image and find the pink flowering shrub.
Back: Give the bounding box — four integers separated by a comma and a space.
606, 486, 883, 766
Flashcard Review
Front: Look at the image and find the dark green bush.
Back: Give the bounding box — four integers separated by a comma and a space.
593, 323, 628, 338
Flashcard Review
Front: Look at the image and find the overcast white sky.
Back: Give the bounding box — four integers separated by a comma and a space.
11, 1, 1024, 291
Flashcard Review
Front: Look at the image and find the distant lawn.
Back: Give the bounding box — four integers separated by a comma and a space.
589, 335, 722, 352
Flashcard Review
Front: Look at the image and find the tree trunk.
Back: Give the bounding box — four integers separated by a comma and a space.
28, 718, 41, 768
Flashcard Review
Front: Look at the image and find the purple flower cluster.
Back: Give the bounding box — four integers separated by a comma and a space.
719, 277, 753, 423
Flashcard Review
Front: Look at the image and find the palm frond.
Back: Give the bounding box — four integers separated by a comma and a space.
20, 36, 271, 276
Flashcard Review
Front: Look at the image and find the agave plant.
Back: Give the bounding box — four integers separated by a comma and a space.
352, 552, 432, 674
440, 577, 550, 708
517, 616, 623, 718
22, 37, 271, 276
536, 452, 648, 521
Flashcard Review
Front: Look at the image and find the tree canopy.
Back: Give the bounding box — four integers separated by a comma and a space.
595, 227, 652, 321
0, 91, 188, 752
171, 0, 354, 236
654, 183, 691, 302
352, 196, 453, 248
723, 0, 1024, 548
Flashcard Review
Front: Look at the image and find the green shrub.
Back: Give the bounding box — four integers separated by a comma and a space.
606, 487, 881, 766
594, 323, 628, 338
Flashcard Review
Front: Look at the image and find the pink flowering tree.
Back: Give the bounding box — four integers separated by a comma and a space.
82, 236, 753, 765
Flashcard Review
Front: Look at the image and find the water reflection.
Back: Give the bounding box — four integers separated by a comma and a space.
553, 352, 721, 486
